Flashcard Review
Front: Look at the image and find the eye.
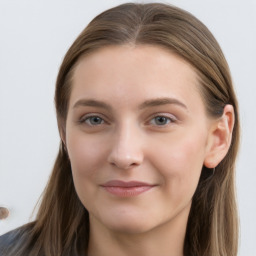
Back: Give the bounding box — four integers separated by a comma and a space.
82, 116, 105, 126
149, 115, 176, 126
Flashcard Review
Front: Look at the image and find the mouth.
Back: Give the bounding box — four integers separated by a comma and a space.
100, 180, 157, 197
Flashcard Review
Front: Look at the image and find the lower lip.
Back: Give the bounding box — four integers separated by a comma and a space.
101, 186, 154, 197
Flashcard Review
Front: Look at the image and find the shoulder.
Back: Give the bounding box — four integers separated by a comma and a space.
0, 223, 33, 255
0, 226, 26, 245
0, 222, 85, 256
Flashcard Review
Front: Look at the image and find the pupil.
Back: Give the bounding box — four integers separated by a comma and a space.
156, 116, 166, 124
92, 117, 101, 124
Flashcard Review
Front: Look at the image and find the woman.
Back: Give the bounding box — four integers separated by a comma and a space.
0, 2, 239, 256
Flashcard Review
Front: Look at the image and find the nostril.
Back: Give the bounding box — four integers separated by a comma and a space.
0, 207, 9, 220
110, 160, 140, 170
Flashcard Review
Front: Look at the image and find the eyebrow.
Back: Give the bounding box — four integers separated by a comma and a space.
138, 97, 187, 110
72, 97, 187, 111
73, 99, 112, 110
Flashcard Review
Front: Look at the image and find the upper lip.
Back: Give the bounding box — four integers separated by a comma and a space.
101, 180, 155, 188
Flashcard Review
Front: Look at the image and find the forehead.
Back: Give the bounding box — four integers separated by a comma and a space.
70, 45, 204, 111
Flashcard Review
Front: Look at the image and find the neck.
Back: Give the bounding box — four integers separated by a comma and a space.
87, 204, 190, 256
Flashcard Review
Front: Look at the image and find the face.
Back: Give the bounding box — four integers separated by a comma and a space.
65, 45, 213, 234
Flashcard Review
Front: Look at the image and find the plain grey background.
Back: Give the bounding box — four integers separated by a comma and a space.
0, 1, 255, 255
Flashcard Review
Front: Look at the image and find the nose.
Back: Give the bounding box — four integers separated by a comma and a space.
107, 124, 144, 170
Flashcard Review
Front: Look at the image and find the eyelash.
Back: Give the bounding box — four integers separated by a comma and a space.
78, 113, 177, 127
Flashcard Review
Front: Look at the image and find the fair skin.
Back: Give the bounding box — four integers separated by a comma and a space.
63, 45, 234, 256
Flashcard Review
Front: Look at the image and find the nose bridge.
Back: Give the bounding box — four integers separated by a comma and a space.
108, 120, 144, 169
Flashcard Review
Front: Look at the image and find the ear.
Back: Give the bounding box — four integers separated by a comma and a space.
58, 120, 67, 147
204, 104, 235, 168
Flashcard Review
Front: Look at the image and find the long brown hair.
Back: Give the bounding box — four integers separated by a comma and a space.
10, 3, 240, 256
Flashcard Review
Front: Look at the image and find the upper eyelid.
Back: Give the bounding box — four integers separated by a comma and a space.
80, 113, 106, 120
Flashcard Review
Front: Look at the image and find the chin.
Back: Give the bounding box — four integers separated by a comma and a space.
96, 209, 161, 234
107, 219, 153, 234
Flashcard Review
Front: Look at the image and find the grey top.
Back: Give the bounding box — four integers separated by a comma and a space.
0, 226, 30, 255
0, 224, 85, 256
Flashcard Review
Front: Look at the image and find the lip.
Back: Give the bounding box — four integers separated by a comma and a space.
100, 180, 156, 197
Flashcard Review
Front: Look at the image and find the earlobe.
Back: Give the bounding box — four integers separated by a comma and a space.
204, 104, 235, 168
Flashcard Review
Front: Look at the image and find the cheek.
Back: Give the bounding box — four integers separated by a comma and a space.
148, 130, 207, 198
66, 133, 110, 210
151, 130, 206, 170
67, 133, 107, 184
